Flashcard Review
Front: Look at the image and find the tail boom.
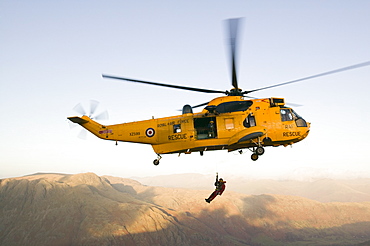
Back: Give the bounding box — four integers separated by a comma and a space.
68, 116, 110, 140
67, 116, 158, 145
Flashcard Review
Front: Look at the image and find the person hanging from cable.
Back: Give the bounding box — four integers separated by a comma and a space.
205, 172, 226, 203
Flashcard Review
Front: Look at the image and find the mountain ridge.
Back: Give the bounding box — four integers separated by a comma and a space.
1, 172, 370, 245
133, 173, 370, 203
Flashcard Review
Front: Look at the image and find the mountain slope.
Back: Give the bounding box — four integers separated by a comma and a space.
1, 173, 370, 246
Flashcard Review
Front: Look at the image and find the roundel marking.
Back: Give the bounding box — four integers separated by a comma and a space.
146, 128, 155, 137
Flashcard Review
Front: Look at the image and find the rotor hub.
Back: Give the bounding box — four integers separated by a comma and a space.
228, 88, 243, 96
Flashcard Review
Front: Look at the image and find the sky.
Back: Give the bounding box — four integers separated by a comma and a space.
1, 0, 370, 180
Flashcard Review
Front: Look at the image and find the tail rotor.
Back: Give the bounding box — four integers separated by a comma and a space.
70, 100, 109, 139
73, 100, 109, 120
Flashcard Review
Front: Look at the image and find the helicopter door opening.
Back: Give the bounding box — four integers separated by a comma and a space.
194, 117, 217, 140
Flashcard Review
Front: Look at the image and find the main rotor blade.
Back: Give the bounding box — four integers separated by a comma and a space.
192, 102, 209, 108
102, 74, 226, 94
226, 18, 243, 90
244, 61, 370, 94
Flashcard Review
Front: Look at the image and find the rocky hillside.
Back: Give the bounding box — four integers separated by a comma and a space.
1, 173, 370, 246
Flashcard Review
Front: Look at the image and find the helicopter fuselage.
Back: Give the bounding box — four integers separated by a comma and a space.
68, 96, 310, 160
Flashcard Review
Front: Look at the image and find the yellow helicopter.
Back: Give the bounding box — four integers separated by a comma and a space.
68, 18, 370, 165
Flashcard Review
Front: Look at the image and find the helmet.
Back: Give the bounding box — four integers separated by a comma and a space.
219, 178, 223, 182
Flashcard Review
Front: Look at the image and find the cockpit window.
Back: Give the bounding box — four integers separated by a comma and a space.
291, 109, 308, 127
291, 109, 300, 119
280, 108, 293, 121
281, 108, 308, 127
215, 101, 253, 114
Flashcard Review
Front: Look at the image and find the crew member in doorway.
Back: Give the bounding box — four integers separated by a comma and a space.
205, 173, 226, 203
208, 120, 215, 138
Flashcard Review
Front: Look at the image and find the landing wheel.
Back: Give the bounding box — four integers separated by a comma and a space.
251, 153, 259, 161
153, 155, 162, 166
256, 147, 265, 156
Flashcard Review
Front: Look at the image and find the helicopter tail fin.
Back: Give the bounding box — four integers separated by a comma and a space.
68, 116, 110, 140
68, 116, 89, 125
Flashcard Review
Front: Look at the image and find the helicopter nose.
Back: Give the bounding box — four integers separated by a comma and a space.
301, 124, 310, 140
